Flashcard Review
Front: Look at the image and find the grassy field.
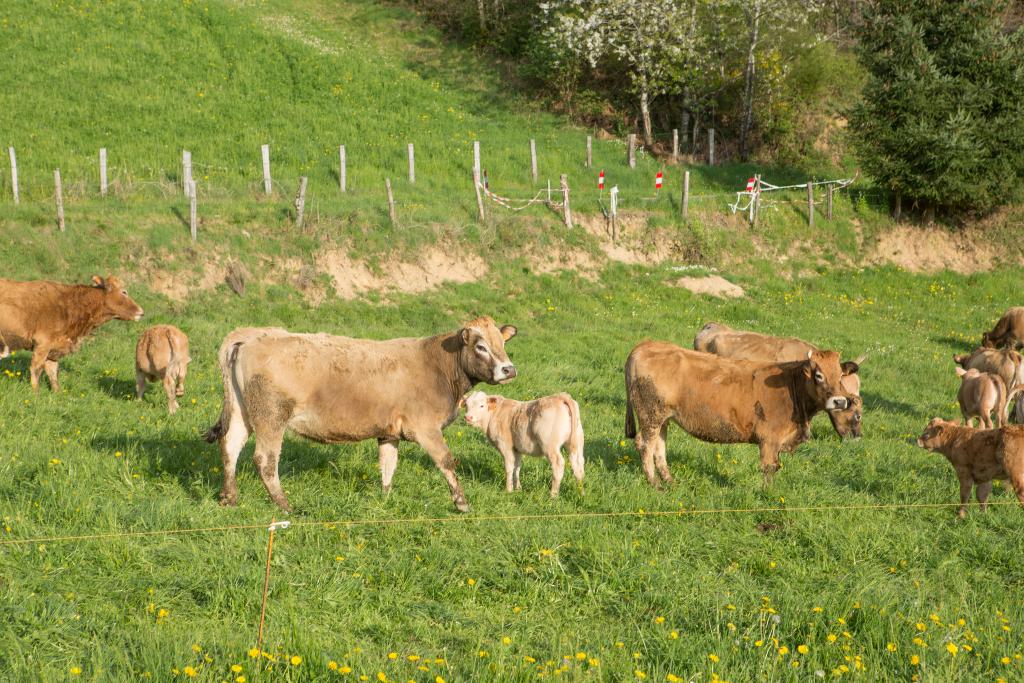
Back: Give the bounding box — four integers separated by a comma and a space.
0, 260, 1023, 682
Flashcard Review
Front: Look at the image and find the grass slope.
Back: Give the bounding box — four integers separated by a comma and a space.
0, 261, 1023, 682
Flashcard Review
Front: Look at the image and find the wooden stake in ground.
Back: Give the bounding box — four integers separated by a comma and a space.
261, 144, 272, 195
188, 180, 197, 242
586, 135, 592, 168
54, 169, 65, 232
672, 129, 679, 163
530, 139, 538, 183
256, 519, 288, 656
8, 147, 18, 204
609, 185, 618, 242
708, 128, 715, 165
750, 174, 761, 229
385, 177, 397, 226
294, 176, 308, 229
99, 148, 108, 197
826, 183, 833, 220
407, 143, 415, 184
473, 169, 486, 221
473, 141, 480, 181
182, 150, 192, 195
560, 173, 572, 229
338, 145, 347, 193
807, 180, 815, 228
627, 134, 636, 169
681, 170, 690, 220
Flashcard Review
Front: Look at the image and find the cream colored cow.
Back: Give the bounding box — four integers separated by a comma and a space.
135, 324, 191, 414
463, 391, 584, 496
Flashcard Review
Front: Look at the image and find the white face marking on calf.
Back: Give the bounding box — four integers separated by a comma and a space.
463, 391, 493, 429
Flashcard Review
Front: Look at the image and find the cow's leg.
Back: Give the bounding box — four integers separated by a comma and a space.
982, 412, 994, 430
1009, 471, 1024, 508
639, 421, 665, 489
569, 445, 585, 492
513, 452, 523, 491
416, 431, 470, 512
219, 411, 250, 507
654, 422, 673, 485
759, 442, 781, 485
956, 473, 973, 518
253, 426, 291, 512
500, 446, 516, 492
546, 446, 565, 498
976, 480, 993, 511
43, 360, 61, 393
378, 439, 399, 493
29, 347, 49, 392
135, 369, 147, 400
163, 374, 179, 415
174, 364, 186, 397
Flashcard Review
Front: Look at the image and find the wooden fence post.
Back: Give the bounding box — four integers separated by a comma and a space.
826, 183, 833, 220
99, 148, 108, 197
807, 180, 814, 228
530, 139, 538, 183
473, 169, 486, 221
8, 147, 18, 204
609, 185, 618, 242
339, 145, 346, 192
750, 174, 761, 228
407, 143, 415, 183
294, 176, 308, 229
54, 169, 65, 232
473, 141, 480, 181
182, 150, 192, 195
560, 174, 572, 229
682, 170, 690, 220
627, 134, 636, 169
672, 129, 679, 163
708, 128, 715, 165
385, 178, 397, 226
586, 135, 592, 168
188, 180, 197, 242
261, 144, 272, 195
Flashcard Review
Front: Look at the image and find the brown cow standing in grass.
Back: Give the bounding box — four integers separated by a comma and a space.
624, 341, 853, 488
981, 307, 1024, 350
0, 275, 144, 392
916, 418, 1024, 518
953, 347, 1024, 422
204, 317, 518, 512
135, 324, 191, 414
693, 322, 865, 438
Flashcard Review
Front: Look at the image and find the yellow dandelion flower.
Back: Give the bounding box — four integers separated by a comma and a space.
913, 637, 926, 647
435, 677, 446, 683
70, 667, 82, 676
248, 648, 259, 659
667, 675, 682, 683
1001, 657, 1011, 664
655, 616, 665, 624
477, 651, 488, 658
708, 654, 719, 663
754, 640, 764, 648
946, 643, 958, 656
916, 622, 926, 631
231, 664, 243, 673
827, 634, 837, 643
669, 631, 679, 640
407, 655, 419, 662
812, 606, 823, 613
340, 665, 353, 673
328, 661, 339, 670
290, 656, 302, 666
797, 645, 809, 655
635, 671, 647, 680
388, 653, 398, 660
467, 578, 476, 586
192, 644, 202, 653
910, 655, 920, 666
183, 667, 198, 678
887, 643, 897, 652
575, 652, 586, 660
236, 677, 246, 683
588, 658, 599, 666
778, 646, 790, 656
377, 673, 387, 682
615, 642, 625, 648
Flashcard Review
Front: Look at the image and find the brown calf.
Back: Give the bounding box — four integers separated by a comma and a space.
981, 307, 1024, 350
0, 275, 144, 391
135, 325, 191, 414
624, 342, 853, 488
953, 347, 1024, 422
463, 391, 585, 496
916, 418, 1024, 518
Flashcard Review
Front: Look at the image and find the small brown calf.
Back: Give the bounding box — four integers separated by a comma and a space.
135, 324, 191, 414
463, 391, 585, 496
916, 418, 1024, 518
955, 368, 1024, 428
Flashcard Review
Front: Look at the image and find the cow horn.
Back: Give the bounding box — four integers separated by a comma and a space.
854, 354, 866, 365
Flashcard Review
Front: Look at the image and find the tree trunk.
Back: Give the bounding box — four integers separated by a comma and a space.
680, 107, 690, 155
893, 189, 902, 222
476, 0, 487, 34
639, 79, 653, 148
691, 110, 701, 153
739, 1, 762, 161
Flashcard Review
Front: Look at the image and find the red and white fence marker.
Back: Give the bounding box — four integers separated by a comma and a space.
655, 171, 663, 190
745, 177, 756, 193
598, 170, 605, 190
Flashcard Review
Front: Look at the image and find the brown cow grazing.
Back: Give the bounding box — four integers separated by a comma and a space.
624, 342, 853, 488
135, 324, 191, 414
981, 307, 1024, 350
693, 322, 866, 439
953, 347, 1024, 422
0, 275, 144, 392
916, 418, 1024, 518
463, 391, 585, 496
203, 317, 518, 512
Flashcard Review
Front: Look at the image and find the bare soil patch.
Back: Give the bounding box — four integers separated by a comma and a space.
866, 226, 995, 274
673, 275, 745, 298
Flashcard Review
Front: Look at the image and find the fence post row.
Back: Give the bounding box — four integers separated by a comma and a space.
385, 177, 396, 226
559, 173, 572, 229
708, 128, 715, 166
609, 185, 618, 242
826, 183, 834, 220
188, 180, 197, 242
339, 145, 347, 193
681, 170, 690, 220
54, 169, 65, 232
473, 169, 486, 221
530, 139, 538, 183
295, 177, 308, 229
473, 140, 480, 181
407, 143, 415, 184
627, 134, 636, 169
8, 147, 18, 204
672, 129, 679, 163
261, 144, 272, 195
99, 148, 108, 197
182, 150, 192, 196
807, 180, 814, 228
585, 135, 592, 168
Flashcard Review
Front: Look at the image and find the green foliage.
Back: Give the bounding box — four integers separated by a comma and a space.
849, 0, 1024, 216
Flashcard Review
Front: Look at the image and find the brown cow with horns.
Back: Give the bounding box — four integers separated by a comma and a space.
204, 317, 518, 512
624, 341, 854, 488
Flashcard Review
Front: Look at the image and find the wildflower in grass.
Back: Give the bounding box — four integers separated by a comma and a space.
588, 658, 599, 666
726, 604, 735, 610
667, 675, 682, 683
916, 622, 926, 631
708, 654, 719, 663
525, 656, 536, 663
754, 640, 764, 648
812, 606, 823, 613
435, 677, 445, 683
407, 655, 419, 662
388, 653, 398, 660
635, 671, 646, 679
798, 645, 809, 655
417, 666, 428, 672
248, 649, 259, 659
887, 643, 897, 652
340, 665, 352, 674
669, 631, 679, 640
727, 623, 736, 631
827, 634, 837, 643
910, 655, 920, 666
769, 562, 777, 569
1002, 657, 1011, 664
236, 677, 246, 683
377, 673, 387, 682
913, 638, 926, 647
946, 643, 958, 656
615, 642, 625, 648
466, 578, 476, 586
70, 667, 82, 676
231, 664, 243, 673
184, 666, 198, 678
575, 652, 586, 660
513, 606, 522, 614
655, 616, 665, 624
778, 646, 790, 656
477, 651, 488, 658
502, 636, 512, 645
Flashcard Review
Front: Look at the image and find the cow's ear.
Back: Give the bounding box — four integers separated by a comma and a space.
955, 367, 967, 377
500, 325, 517, 341
487, 396, 498, 411
841, 361, 860, 376
91, 275, 104, 288
461, 327, 475, 346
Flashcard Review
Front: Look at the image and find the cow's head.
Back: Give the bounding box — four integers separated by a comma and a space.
459, 316, 517, 384
463, 391, 497, 430
952, 352, 971, 368
916, 417, 956, 450
802, 349, 852, 411
827, 394, 862, 439
981, 332, 997, 349
92, 275, 144, 321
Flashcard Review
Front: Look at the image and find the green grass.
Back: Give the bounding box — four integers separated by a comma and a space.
1, 261, 1023, 682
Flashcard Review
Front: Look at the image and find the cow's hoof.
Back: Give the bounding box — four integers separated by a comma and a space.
455, 500, 471, 513
219, 494, 238, 507
175, 388, 185, 397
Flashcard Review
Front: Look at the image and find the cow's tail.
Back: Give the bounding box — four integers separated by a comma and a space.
203, 336, 244, 443
562, 394, 585, 464
1006, 383, 1024, 425
624, 353, 637, 439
